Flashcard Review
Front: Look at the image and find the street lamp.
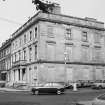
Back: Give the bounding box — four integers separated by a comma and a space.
64, 51, 67, 83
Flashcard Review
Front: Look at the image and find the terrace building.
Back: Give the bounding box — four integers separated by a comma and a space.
0, 5, 105, 87
0, 39, 11, 82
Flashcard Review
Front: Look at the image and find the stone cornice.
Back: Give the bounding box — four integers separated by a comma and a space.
11, 60, 105, 66
0, 39, 11, 51
11, 12, 105, 41
36, 60, 105, 66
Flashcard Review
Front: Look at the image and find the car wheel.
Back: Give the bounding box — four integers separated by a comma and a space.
32, 91, 35, 95
35, 90, 39, 95
98, 86, 102, 89
57, 90, 61, 95
31, 89, 35, 95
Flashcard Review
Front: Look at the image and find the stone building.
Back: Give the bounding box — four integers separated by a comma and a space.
0, 5, 105, 86
0, 39, 11, 81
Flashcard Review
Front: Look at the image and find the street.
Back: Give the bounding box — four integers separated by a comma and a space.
0, 88, 105, 105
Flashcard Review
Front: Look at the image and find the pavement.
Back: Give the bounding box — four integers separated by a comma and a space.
0, 87, 99, 105
78, 101, 92, 105
0, 87, 30, 92
0, 87, 93, 93
0, 87, 104, 93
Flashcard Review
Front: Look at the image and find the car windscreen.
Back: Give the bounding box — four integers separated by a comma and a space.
95, 80, 102, 83
52, 83, 62, 87
98, 94, 105, 100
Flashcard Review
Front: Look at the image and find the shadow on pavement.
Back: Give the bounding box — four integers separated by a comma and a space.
0, 102, 41, 105
0, 102, 84, 105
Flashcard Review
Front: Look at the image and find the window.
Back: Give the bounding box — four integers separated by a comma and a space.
35, 45, 37, 60
81, 46, 89, 61
18, 50, 21, 61
66, 28, 72, 40
35, 27, 37, 38
47, 26, 54, 37
29, 47, 32, 62
15, 40, 18, 48
47, 43, 55, 60
23, 49, 26, 61
30, 31, 32, 40
82, 31, 88, 42
94, 33, 100, 43
12, 43, 14, 49
93, 47, 101, 61
14, 53, 17, 62
65, 44, 72, 61
24, 34, 26, 43
19, 38, 22, 46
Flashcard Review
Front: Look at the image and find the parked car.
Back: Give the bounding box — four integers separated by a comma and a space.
92, 93, 105, 105
91, 80, 105, 89
76, 80, 94, 88
0, 81, 6, 87
31, 82, 65, 95
64, 81, 74, 89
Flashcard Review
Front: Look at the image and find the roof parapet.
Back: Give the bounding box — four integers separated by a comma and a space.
85, 17, 97, 22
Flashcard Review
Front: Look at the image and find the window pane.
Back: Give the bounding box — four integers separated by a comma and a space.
65, 45, 72, 61
94, 34, 100, 43
35, 27, 37, 38
47, 43, 55, 60
65, 28, 72, 40
47, 26, 54, 37
30, 31, 32, 40
82, 31, 88, 41
35, 45, 37, 60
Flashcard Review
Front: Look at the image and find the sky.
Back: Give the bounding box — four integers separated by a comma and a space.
0, 0, 105, 46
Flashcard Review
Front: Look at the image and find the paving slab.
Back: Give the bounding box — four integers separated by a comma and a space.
78, 101, 92, 105
0, 87, 29, 92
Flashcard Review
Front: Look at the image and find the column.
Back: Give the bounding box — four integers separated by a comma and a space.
11, 70, 14, 82
16, 69, 19, 82
20, 68, 22, 81
14, 70, 15, 82
25, 68, 28, 83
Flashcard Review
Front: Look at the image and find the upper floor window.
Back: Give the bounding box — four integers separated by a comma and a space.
29, 47, 32, 62
46, 42, 56, 60
14, 53, 17, 62
35, 27, 37, 38
92, 47, 102, 62
15, 40, 18, 48
24, 34, 26, 43
19, 38, 22, 46
65, 28, 72, 40
65, 44, 72, 61
12, 43, 14, 49
30, 30, 32, 40
82, 31, 88, 42
81, 46, 89, 61
23, 49, 26, 61
47, 26, 54, 38
35, 44, 37, 60
18, 50, 21, 61
94, 33, 100, 43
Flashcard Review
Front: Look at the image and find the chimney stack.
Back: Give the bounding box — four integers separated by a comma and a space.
51, 3, 61, 14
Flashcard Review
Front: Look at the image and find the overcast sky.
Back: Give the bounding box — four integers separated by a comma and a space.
0, 0, 105, 46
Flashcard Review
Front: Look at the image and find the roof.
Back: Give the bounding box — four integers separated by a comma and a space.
11, 11, 105, 41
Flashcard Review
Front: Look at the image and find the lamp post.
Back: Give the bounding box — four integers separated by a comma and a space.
64, 51, 67, 83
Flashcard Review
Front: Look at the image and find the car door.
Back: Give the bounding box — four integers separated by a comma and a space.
103, 80, 105, 88
41, 83, 51, 93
